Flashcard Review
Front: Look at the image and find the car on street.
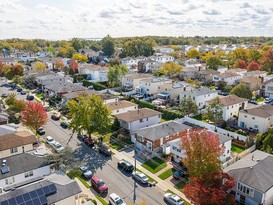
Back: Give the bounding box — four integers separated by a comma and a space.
52, 142, 64, 153
46, 136, 56, 145
265, 97, 273, 104
20, 91, 27, 95
109, 193, 127, 205
84, 137, 95, 147
163, 193, 184, 205
117, 159, 134, 173
51, 114, 61, 121
132, 171, 149, 184
37, 127, 46, 135
79, 166, 93, 178
77, 134, 87, 141
26, 95, 34, 101
60, 121, 69, 129
98, 144, 112, 156
1, 94, 7, 98
17, 88, 22, 92
91, 175, 108, 194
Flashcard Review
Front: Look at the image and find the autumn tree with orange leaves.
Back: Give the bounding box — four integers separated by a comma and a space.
181, 129, 236, 205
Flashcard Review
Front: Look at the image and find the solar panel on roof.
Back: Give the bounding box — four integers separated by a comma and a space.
32, 198, 42, 205
0, 201, 8, 205
36, 188, 44, 196
29, 191, 37, 199
22, 193, 31, 202
42, 185, 50, 195
25, 200, 34, 205
8, 198, 16, 205
48, 184, 57, 194
39, 196, 47, 205
15, 195, 24, 204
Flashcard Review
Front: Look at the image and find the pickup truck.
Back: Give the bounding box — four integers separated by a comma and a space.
98, 144, 112, 156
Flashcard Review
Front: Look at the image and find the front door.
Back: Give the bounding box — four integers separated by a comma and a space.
239, 194, 245, 205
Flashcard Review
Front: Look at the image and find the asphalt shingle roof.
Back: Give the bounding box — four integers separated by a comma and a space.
240, 104, 273, 118
181, 87, 217, 96
218, 95, 248, 107
115, 108, 161, 122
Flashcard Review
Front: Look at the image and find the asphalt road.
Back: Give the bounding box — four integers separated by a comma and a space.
0, 79, 166, 205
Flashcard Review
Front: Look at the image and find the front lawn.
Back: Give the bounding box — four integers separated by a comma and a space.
174, 180, 187, 192
256, 96, 264, 103
210, 85, 216, 90
158, 168, 175, 180
141, 157, 167, 174
231, 144, 245, 154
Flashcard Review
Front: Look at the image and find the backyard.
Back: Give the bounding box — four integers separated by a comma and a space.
231, 144, 245, 154
141, 157, 167, 174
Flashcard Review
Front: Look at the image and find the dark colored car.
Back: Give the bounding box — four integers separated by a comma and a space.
77, 134, 87, 141
91, 175, 108, 194
84, 137, 95, 147
173, 168, 189, 180
51, 114, 61, 121
98, 144, 112, 156
20, 91, 27, 95
26, 95, 34, 101
1, 94, 7, 98
117, 159, 134, 172
60, 121, 69, 129
17, 88, 22, 92
37, 127, 46, 135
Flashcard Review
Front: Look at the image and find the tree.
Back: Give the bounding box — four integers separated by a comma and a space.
181, 129, 223, 178
217, 81, 227, 91
260, 50, 273, 72
185, 78, 201, 88
186, 49, 200, 59
230, 83, 252, 99
21, 102, 48, 135
206, 56, 222, 70
67, 95, 112, 137
10, 99, 26, 113
107, 64, 128, 87
232, 48, 248, 62
101, 35, 115, 57
180, 96, 198, 116
72, 53, 88, 63
71, 38, 83, 51
261, 129, 273, 154
121, 39, 155, 57
55, 59, 65, 69
247, 61, 260, 71
248, 49, 261, 62
12, 75, 23, 84
69, 59, 79, 73
5, 93, 16, 106
159, 62, 182, 78
233, 59, 247, 69
33, 62, 46, 72
183, 172, 236, 205
203, 97, 223, 126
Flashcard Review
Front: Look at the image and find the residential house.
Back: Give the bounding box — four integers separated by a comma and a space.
0, 173, 81, 205
137, 59, 162, 73
213, 72, 242, 85
105, 100, 138, 115
0, 114, 8, 125
236, 77, 262, 91
134, 121, 190, 151
217, 66, 228, 74
121, 57, 139, 69
183, 59, 202, 69
0, 131, 37, 159
168, 130, 232, 163
195, 69, 220, 84
115, 108, 162, 137
0, 153, 50, 192
238, 104, 273, 133
78, 64, 108, 82
155, 82, 191, 105
227, 68, 248, 76
149, 55, 174, 63
122, 73, 153, 91
260, 78, 273, 98
224, 150, 273, 205
36, 73, 73, 87
0, 58, 17, 66
244, 70, 267, 78
61, 90, 99, 104
153, 46, 174, 54
0, 124, 18, 136
180, 67, 203, 80
179, 87, 218, 110
138, 77, 172, 98
218, 95, 248, 121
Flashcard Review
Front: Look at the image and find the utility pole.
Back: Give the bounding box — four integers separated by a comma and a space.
133, 142, 137, 205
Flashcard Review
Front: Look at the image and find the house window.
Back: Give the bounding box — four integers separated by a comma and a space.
116, 110, 119, 113
146, 118, 148, 121
137, 135, 143, 142
5, 177, 14, 185
244, 115, 247, 118
237, 182, 254, 197
254, 125, 258, 128
146, 89, 149, 91
25, 171, 34, 178
10, 147, 18, 154
139, 119, 144, 123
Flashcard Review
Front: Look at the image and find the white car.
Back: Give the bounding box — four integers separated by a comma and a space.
52, 142, 64, 153
109, 193, 126, 205
164, 193, 184, 205
46, 136, 56, 145
132, 171, 149, 184
79, 166, 93, 178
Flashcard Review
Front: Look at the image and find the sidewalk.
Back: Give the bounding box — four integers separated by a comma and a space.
112, 149, 191, 204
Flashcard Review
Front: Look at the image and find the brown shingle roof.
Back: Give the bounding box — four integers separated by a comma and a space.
62, 90, 99, 100
115, 108, 161, 122
219, 95, 248, 107
105, 100, 137, 111
217, 72, 240, 78
124, 73, 153, 80
0, 131, 36, 151
239, 77, 262, 84
240, 104, 273, 118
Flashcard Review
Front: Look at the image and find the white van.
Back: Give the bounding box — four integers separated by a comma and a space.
109, 193, 126, 205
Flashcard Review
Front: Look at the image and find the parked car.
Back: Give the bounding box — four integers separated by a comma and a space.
132, 171, 149, 184
173, 168, 189, 180
84, 137, 95, 147
1, 94, 7, 98
46, 136, 56, 145
164, 193, 184, 205
60, 121, 69, 129
79, 166, 93, 178
117, 160, 134, 173
26, 95, 34, 101
77, 134, 87, 141
265, 97, 273, 104
20, 91, 27, 95
52, 142, 64, 153
37, 127, 45, 135
16, 88, 22, 92
91, 175, 108, 194
109, 193, 126, 205
51, 114, 61, 121
249, 99, 258, 105
98, 144, 112, 156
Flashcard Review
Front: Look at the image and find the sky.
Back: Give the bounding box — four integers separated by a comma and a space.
0, 0, 273, 40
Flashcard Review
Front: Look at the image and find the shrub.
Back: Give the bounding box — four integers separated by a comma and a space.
67, 169, 82, 179
82, 80, 107, 90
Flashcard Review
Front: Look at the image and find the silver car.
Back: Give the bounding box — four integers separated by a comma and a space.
164, 193, 184, 205
132, 171, 149, 184
80, 166, 93, 178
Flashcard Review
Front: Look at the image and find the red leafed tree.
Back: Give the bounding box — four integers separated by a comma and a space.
21, 102, 48, 135
0, 60, 3, 68
69, 59, 78, 71
260, 50, 273, 72
184, 172, 236, 205
181, 129, 223, 178
233, 59, 247, 69
55, 59, 65, 70
247, 61, 260, 71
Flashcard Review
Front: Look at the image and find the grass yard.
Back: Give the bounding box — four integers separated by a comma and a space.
231, 144, 245, 154
136, 168, 158, 183
158, 168, 175, 180
166, 189, 191, 205
76, 176, 91, 188
96, 195, 108, 205
174, 180, 187, 192
141, 157, 167, 174
209, 85, 216, 90
192, 114, 207, 122
36, 93, 43, 99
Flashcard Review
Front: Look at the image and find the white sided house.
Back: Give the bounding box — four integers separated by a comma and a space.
115, 108, 162, 137
78, 64, 108, 82
138, 77, 172, 97
261, 78, 273, 98
149, 55, 175, 63
213, 72, 242, 85
238, 104, 273, 133
122, 73, 153, 91
105, 100, 138, 115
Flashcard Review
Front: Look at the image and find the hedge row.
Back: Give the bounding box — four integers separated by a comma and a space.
82, 80, 107, 91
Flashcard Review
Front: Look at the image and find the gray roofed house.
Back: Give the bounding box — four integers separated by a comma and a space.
0, 124, 18, 136
224, 150, 273, 205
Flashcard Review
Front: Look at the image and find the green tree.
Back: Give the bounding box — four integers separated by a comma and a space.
107, 64, 128, 87
203, 97, 223, 126
186, 49, 200, 59
180, 96, 198, 116
121, 39, 154, 57
101, 35, 115, 57
33, 62, 46, 72
206, 56, 222, 70
12, 75, 23, 84
72, 53, 88, 63
71, 38, 83, 51
159, 62, 182, 78
248, 49, 261, 62
185, 78, 201, 88
67, 95, 112, 137
230, 83, 252, 99
5, 93, 16, 106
